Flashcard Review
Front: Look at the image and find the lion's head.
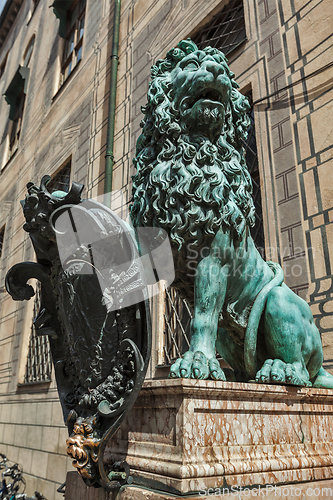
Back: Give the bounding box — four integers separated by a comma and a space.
131, 40, 255, 294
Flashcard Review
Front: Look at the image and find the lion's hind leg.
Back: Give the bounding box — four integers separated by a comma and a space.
256, 284, 323, 387
312, 366, 333, 389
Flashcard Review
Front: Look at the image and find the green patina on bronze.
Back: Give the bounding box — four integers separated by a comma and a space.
131, 39, 333, 389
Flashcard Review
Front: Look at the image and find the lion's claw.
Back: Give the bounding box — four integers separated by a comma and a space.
209, 358, 225, 380
255, 359, 312, 387
170, 351, 226, 380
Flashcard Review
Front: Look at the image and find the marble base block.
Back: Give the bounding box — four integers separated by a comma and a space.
104, 379, 333, 495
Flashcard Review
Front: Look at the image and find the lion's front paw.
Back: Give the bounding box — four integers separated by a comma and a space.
255, 359, 312, 387
169, 351, 226, 380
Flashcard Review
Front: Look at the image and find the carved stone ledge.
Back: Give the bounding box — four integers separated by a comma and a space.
104, 379, 333, 495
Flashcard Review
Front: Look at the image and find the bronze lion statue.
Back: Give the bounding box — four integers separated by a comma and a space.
131, 39, 333, 388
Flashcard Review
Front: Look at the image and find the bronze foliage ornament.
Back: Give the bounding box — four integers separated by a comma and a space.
6, 176, 152, 489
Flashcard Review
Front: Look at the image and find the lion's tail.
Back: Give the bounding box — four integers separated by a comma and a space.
244, 262, 285, 379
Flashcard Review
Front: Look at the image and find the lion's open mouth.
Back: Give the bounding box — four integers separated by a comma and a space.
195, 89, 224, 104
180, 88, 226, 115
182, 89, 226, 114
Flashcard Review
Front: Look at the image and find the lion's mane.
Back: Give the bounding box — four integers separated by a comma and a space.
131, 40, 255, 299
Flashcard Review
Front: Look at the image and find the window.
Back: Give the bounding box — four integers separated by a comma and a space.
47, 159, 72, 193
0, 54, 7, 79
163, 288, 192, 366
4, 67, 30, 160
23, 283, 52, 384
3, 38, 34, 161
8, 89, 25, 159
23, 162, 72, 385
60, 0, 86, 86
242, 91, 265, 258
192, 0, 246, 56
0, 226, 5, 259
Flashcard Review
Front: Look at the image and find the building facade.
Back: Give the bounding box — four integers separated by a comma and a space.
0, 0, 332, 497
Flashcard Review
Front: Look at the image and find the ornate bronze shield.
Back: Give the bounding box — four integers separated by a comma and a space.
5, 176, 151, 488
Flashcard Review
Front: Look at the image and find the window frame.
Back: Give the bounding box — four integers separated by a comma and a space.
47, 158, 72, 193
21, 161, 72, 386
0, 53, 7, 80
8, 88, 26, 159
3, 66, 30, 162
60, 0, 86, 87
191, 0, 247, 57
3, 36, 35, 164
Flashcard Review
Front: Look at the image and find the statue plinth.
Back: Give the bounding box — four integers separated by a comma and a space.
103, 379, 333, 494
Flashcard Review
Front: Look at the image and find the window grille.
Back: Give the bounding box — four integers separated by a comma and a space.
243, 92, 265, 258
23, 162, 72, 384
48, 160, 72, 193
0, 226, 5, 258
163, 288, 192, 366
60, 0, 86, 86
192, 0, 246, 56
23, 283, 52, 384
161, 96, 264, 366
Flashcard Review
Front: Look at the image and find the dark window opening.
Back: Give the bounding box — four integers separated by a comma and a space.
8, 89, 25, 159
4, 37, 34, 162
0, 226, 5, 258
242, 91, 265, 259
47, 160, 72, 193
192, 0, 246, 56
0, 54, 7, 79
60, 0, 86, 86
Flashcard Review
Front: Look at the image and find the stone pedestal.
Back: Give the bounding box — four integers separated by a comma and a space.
103, 379, 333, 494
